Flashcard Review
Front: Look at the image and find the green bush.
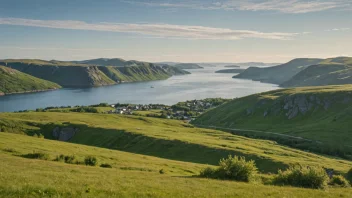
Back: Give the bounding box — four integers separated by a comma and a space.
84, 156, 98, 166
199, 155, 258, 182
22, 152, 50, 160
159, 169, 165, 174
55, 155, 76, 164
273, 166, 329, 189
329, 175, 350, 187
100, 163, 112, 168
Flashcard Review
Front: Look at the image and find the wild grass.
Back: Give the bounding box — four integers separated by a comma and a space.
1, 132, 352, 197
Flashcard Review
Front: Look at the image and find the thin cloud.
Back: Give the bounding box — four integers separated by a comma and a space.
123, 0, 352, 14
325, 28, 350, 31
0, 18, 300, 40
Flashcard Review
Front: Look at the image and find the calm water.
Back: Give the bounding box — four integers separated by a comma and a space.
0, 67, 279, 112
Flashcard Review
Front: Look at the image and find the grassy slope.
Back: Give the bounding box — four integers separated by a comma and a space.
1, 112, 352, 174
234, 58, 323, 84
1, 133, 351, 197
281, 57, 352, 87
193, 85, 352, 152
0, 59, 187, 87
0, 66, 61, 95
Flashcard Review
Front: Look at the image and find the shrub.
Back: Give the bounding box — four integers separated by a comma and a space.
199, 167, 216, 178
199, 155, 258, 182
100, 163, 112, 168
273, 166, 329, 189
329, 175, 350, 187
22, 152, 50, 160
55, 155, 76, 164
159, 169, 165, 174
84, 156, 98, 166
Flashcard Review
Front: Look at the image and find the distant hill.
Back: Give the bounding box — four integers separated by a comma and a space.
234, 58, 324, 84
281, 57, 352, 87
193, 85, 352, 159
173, 63, 204, 69
0, 66, 61, 95
234, 62, 281, 67
0, 59, 189, 88
224, 65, 240, 68
215, 69, 246, 73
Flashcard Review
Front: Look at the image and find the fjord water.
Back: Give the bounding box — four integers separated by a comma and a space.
0, 67, 278, 112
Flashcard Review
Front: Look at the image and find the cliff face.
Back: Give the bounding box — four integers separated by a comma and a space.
0, 60, 188, 88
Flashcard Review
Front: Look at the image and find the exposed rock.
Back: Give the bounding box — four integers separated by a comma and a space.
52, 126, 78, 141
246, 108, 253, 115
264, 111, 268, 117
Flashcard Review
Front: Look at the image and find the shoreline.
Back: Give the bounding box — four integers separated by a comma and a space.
0, 88, 60, 96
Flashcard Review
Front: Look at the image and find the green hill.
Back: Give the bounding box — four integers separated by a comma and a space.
0, 59, 188, 88
2, 111, 352, 173
281, 57, 352, 87
1, 111, 352, 196
234, 58, 323, 84
193, 85, 352, 158
2, 132, 352, 197
174, 63, 204, 69
0, 66, 61, 95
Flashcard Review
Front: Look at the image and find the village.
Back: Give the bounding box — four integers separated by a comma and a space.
106, 98, 231, 120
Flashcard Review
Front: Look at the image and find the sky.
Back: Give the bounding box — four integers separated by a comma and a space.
0, 0, 351, 63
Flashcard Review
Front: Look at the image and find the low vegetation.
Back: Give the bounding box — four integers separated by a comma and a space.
200, 155, 258, 182
329, 175, 350, 188
273, 166, 329, 189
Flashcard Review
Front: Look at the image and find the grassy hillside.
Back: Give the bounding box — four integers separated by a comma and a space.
0, 66, 61, 95
193, 85, 352, 158
234, 58, 323, 84
1, 133, 351, 197
174, 63, 204, 69
281, 57, 352, 87
0, 59, 188, 88
1, 112, 352, 174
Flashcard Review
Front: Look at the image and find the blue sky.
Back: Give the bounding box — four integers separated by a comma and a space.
0, 0, 351, 62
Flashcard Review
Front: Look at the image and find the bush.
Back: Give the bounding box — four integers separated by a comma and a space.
22, 152, 50, 160
329, 175, 350, 187
159, 169, 165, 174
199, 155, 258, 182
273, 166, 329, 189
100, 163, 112, 168
55, 155, 76, 164
84, 156, 98, 166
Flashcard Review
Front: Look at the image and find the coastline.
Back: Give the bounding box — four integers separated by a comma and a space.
0, 88, 60, 96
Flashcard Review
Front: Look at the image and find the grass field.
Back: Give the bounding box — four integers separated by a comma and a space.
1, 132, 352, 197
1, 112, 352, 174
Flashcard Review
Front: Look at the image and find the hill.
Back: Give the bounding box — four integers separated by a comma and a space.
234, 58, 323, 84
281, 57, 352, 87
2, 132, 352, 197
193, 85, 352, 159
174, 63, 204, 69
215, 68, 246, 73
0, 66, 61, 95
224, 65, 241, 68
1, 111, 352, 174
0, 59, 188, 88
